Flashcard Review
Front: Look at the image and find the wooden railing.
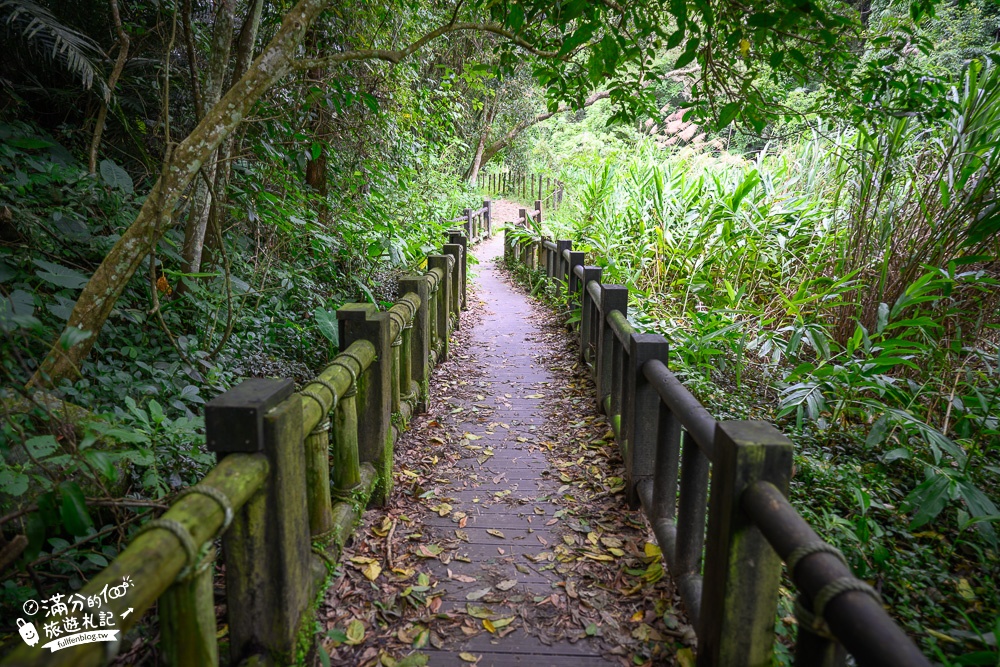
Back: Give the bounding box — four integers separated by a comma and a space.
483, 171, 564, 209
445, 199, 491, 242
3, 231, 472, 667
504, 220, 933, 667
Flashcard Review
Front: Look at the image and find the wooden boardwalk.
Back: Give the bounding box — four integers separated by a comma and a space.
319, 210, 688, 666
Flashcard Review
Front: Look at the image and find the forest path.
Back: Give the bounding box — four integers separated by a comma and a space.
317, 202, 690, 666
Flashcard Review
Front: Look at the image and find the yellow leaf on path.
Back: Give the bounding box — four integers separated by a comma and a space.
465, 433, 482, 441
630, 610, 644, 622
362, 561, 382, 581
459, 653, 480, 663
644, 542, 662, 558
483, 619, 496, 633
677, 647, 696, 667
957, 578, 975, 600
487, 529, 505, 538
345, 619, 365, 646
373, 517, 393, 536
525, 394, 545, 399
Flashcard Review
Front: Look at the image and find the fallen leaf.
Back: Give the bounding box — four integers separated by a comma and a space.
486, 529, 505, 538
345, 619, 365, 646
416, 544, 443, 558
466, 588, 491, 601
458, 653, 480, 663
397, 653, 429, 667
466, 603, 495, 619
496, 579, 517, 591
676, 647, 696, 667
362, 561, 382, 581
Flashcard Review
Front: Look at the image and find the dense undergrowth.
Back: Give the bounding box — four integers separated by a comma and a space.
519, 65, 1000, 664
0, 117, 481, 622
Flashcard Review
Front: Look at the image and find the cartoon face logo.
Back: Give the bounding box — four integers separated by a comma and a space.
17, 618, 39, 647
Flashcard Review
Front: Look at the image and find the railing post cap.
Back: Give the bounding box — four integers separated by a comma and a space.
716, 420, 794, 449
205, 378, 294, 454
337, 303, 378, 320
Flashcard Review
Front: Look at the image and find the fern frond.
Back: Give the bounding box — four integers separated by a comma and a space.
1, 0, 108, 98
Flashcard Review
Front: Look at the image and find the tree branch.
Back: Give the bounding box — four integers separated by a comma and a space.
292, 21, 562, 70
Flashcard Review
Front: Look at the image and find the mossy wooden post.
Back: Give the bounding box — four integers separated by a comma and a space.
427, 274, 439, 357
160, 547, 217, 667
209, 378, 315, 665
331, 381, 361, 498
567, 251, 585, 293
697, 421, 793, 667
337, 305, 393, 505
304, 417, 333, 535
463, 207, 472, 238
447, 231, 467, 310
427, 255, 453, 360
624, 334, 669, 509
442, 243, 462, 320
555, 239, 572, 296
579, 266, 603, 363
388, 310, 404, 415
555, 240, 572, 282
596, 285, 628, 415
399, 275, 429, 408
484, 199, 492, 236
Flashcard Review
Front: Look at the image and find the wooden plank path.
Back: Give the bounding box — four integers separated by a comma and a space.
318, 206, 690, 666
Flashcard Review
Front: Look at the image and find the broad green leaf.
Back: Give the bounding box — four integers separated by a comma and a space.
26, 435, 59, 458
34, 260, 89, 290
904, 475, 951, 529
717, 102, 740, 127
0, 469, 29, 496
99, 159, 134, 194
864, 416, 888, 449
59, 481, 94, 537
314, 308, 340, 346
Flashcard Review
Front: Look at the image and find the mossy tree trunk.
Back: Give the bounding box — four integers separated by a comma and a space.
29, 0, 331, 388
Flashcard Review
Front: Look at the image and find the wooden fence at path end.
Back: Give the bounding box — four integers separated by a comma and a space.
3, 229, 478, 667
445, 199, 492, 242
480, 172, 564, 210
503, 207, 932, 667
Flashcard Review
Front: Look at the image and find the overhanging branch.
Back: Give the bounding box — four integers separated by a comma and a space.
292, 21, 563, 70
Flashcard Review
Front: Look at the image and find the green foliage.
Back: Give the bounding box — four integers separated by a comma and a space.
535, 68, 999, 657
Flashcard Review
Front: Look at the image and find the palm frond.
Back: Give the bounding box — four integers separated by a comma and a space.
1, 0, 108, 98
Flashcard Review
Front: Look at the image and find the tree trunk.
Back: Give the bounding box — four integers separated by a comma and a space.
204, 0, 264, 260
180, 0, 238, 277
88, 0, 129, 175
467, 97, 498, 184
29, 0, 330, 388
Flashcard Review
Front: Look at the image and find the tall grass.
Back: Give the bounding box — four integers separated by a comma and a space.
542, 64, 1000, 658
